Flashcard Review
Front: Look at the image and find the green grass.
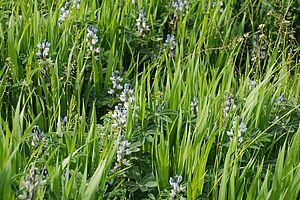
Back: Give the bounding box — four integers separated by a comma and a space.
0, 0, 300, 199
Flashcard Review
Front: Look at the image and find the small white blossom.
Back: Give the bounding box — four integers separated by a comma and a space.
190, 96, 199, 115
164, 34, 176, 57
169, 175, 186, 200
36, 41, 53, 66
110, 136, 132, 174
86, 25, 100, 54
111, 103, 128, 129
58, 2, 70, 24
119, 83, 135, 109
108, 71, 123, 95
31, 126, 48, 154
223, 94, 236, 116
227, 117, 247, 142
18, 167, 46, 200
172, 0, 189, 17
36, 41, 50, 58
58, 1, 81, 25
73, 0, 81, 10
136, 10, 149, 38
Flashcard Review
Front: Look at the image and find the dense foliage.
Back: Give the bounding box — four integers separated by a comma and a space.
0, 0, 300, 199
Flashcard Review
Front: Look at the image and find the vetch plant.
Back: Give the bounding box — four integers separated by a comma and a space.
108, 71, 123, 95
18, 167, 46, 200
172, 0, 189, 17
223, 94, 236, 116
1, 1, 300, 199
58, 0, 81, 25
36, 41, 53, 67
119, 83, 135, 109
169, 175, 186, 200
58, 2, 70, 24
227, 117, 247, 143
163, 34, 176, 57
31, 126, 45, 146
31, 126, 48, 154
111, 103, 128, 130
86, 25, 100, 55
136, 9, 149, 38
110, 135, 132, 174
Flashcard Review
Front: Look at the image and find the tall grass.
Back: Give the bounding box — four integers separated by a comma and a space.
0, 0, 300, 199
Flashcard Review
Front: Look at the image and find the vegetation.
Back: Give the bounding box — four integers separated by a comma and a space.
0, 0, 300, 199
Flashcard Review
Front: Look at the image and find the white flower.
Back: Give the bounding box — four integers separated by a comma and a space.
58, 2, 70, 24
172, 0, 189, 17
18, 167, 46, 200
119, 83, 135, 109
227, 117, 247, 142
110, 136, 132, 174
58, 1, 81, 25
169, 175, 186, 200
164, 34, 176, 57
36, 41, 50, 57
86, 25, 100, 54
136, 10, 149, 37
108, 71, 123, 95
223, 94, 236, 116
36, 41, 53, 66
112, 104, 128, 129
191, 96, 199, 115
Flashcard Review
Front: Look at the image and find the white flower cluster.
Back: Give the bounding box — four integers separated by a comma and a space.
136, 10, 149, 38
36, 41, 53, 66
223, 94, 236, 116
169, 175, 186, 200
86, 25, 100, 54
32, 126, 45, 146
110, 135, 132, 174
164, 34, 176, 57
227, 117, 247, 142
18, 167, 46, 200
172, 0, 189, 17
190, 96, 199, 115
108, 71, 123, 95
112, 103, 128, 129
120, 83, 135, 109
58, 0, 81, 25
58, 2, 70, 24
32, 126, 48, 154
108, 71, 135, 131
